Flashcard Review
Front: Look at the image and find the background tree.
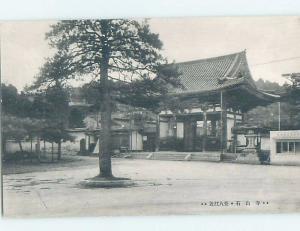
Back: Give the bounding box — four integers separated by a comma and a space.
46, 19, 181, 178
45, 86, 73, 160
246, 78, 300, 130
1, 84, 19, 115
1, 84, 44, 156
2, 115, 42, 154
39, 125, 74, 162
28, 53, 74, 160
282, 73, 300, 129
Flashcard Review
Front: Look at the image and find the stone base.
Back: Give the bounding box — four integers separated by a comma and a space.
80, 176, 135, 188
236, 153, 261, 164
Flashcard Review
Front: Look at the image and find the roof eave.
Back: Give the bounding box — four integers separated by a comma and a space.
169, 81, 245, 99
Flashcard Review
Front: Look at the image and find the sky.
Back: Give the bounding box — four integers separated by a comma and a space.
2, 16, 300, 91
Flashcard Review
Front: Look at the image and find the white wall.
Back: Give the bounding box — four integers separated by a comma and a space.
131, 131, 143, 151
5, 140, 39, 153
160, 121, 169, 138
5, 131, 85, 155
176, 122, 184, 138
260, 137, 270, 151
270, 130, 300, 165
226, 117, 235, 148
93, 138, 100, 154
5, 140, 61, 154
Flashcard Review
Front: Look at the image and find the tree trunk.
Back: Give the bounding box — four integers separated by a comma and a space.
36, 137, 41, 161
99, 86, 112, 177
51, 142, 54, 163
18, 140, 24, 152
202, 110, 207, 152
43, 140, 46, 156
2, 137, 8, 161
172, 114, 177, 138
129, 111, 133, 150
155, 114, 160, 152
57, 140, 62, 160
2, 137, 7, 157
98, 24, 113, 177
30, 137, 33, 153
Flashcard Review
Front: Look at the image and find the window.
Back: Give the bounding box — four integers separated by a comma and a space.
282, 142, 288, 152
276, 141, 300, 154
276, 142, 281, 153
289, 142, 295, 152
295, 142, 300, 153
195, 121, 213, 136
207, 121, 212, 136
196, 121, 204, 136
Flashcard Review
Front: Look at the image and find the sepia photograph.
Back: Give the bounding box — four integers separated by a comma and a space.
1, 16, 300, 218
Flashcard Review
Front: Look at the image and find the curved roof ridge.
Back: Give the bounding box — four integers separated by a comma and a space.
237, 50, 258, 89
176, 50, 246, 66
223, 52, 241, 78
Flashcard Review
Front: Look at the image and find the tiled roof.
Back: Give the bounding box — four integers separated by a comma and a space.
173, 50, 256, 94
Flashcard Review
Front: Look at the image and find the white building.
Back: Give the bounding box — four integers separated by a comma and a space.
270, 130, 300, 165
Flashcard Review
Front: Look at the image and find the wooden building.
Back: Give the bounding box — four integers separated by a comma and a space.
158, 51, 280, 153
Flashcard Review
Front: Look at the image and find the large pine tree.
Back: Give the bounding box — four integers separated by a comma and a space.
45, 19, 181, 177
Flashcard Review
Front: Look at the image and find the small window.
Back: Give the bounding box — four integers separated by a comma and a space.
276, 141, 300, 154
282, 142, 288, 152
276, 142, 281, 153
295, 142, 300, 154
289, 142, 295, 153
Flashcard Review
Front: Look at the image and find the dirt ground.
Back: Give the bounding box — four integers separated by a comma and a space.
2, 157, 300, 218
2, 155, 97, 175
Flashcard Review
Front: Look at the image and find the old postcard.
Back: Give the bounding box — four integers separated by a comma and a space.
1, 16, 300, 218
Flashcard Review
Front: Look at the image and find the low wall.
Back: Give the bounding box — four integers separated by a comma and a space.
4, 139, 81, 155
124, 151, 221, 162
271, 154, 300, 166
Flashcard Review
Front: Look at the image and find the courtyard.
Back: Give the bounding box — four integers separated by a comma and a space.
2, 157, 300, 218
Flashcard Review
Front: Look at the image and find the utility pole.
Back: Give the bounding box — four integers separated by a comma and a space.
0, 32, 4, 217
278, 102, 281, 131
220, 91, 224, 160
